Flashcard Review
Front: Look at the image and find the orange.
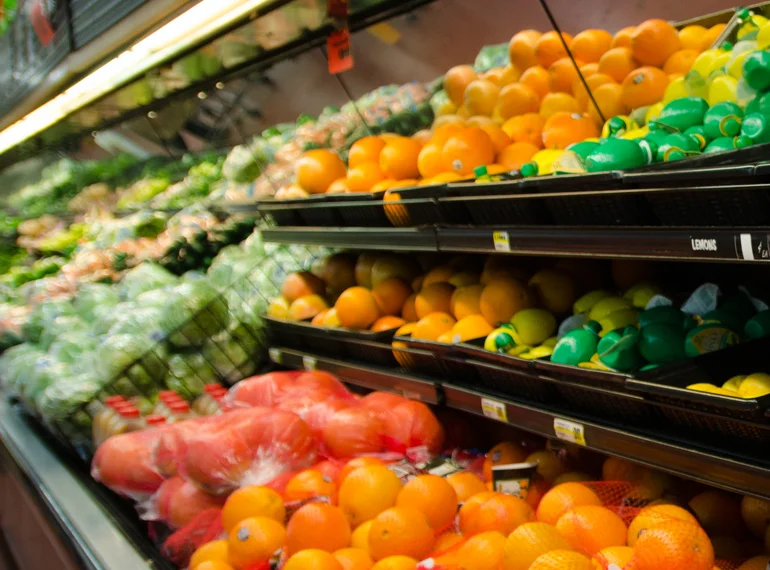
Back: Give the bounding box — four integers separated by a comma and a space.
396, 474, 458, 530
285, 469, 337, 504
371, 316, 407, 332
688, 491, 743, 537
442, 128, 496, 175
296, 149, 347, 194
502, 113, 545, 147
349, 136, 386, 168
497, 142, 539, 170
383, 189, 410, 227
195, 562, 234, 570
417, 143, 444, 179
542, 112, 600, 150
509, 29, 543, 70
480, 124, 512, 154
432, 531, 464, 555
632, 19, 681, 67
529, 550, 596, 570
422, 172, 463, 184
352, 520, 374, 551
415, 282, 455, 318
459, 493, 535, 536
190, 540, 229, 570
327, 178, 349, 194
284, 549, 343, 570
450, 284, 484, 320
741, 496, 770, 538
372, 277, 412, 316
571, 30, 613, 63
580, 62, 599, 78
371, 180, 395, 193
401, 293, 418, 321
412, 129, 432, 144
525, 479, 551, 511
701, 24, 726, 52
335, 287, 381, 329
535, 31, 574, 68
339, 457, 385, 485
632, 519, 714, 570
438, 531, 506, 570
500, 64, 523, 86
444, 65, 478, 107
586, 82, 627, 126
627, 504, 698, 546
371, 556, 417, 570
221, 487, 286, 534
464, 79, 500, 116
502, 522, 574, 570
283, 271, 326, 302
412, 312, 456, 341
621, 66, 669, 110
422, 265, 454, 287
286, 503, 351, 555
380, 137, 422, 181
480, 278, 535, 326
451, 314, 494, 342
496, 83, 540, 119
482, 67, 506, 85
347, 162, 386, 192
556, 505, 627, 555
574, 73, 617, 112
548, 58, 584, 94
536, 483, 602, 525
289, 295, 328, 321
339, 465, 403, 528
431, 123, 466, 146
368, 507, 435, 561
612, 26, 636, 48
539, 92, 580, 118
520, 66, 550, 99
525, 450, 566, 482
334, 548, 374, 570
228, 517, 286, 569
663, 49, 699, 75
311, 307, 333, 327
598, 47, 638, 83
355, 253, 378, 288
595, 546, 634, 568
446, 472, 487, 503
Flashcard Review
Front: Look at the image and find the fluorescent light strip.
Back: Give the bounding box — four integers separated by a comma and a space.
0, 0, 272, 155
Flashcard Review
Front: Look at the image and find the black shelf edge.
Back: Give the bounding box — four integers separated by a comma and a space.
269, 346, 770, 500
261, 226, 439, 251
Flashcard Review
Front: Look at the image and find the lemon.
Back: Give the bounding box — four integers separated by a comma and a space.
691, 50, 721, 77
707, 75, 739, 106
621, 127, 650, 140
758, 22, 770, 49
573, 290, 612, 315
645, 102, 664, 125
710, 52, 733, 75
597, 308, 639, 336
484, 326, 516, 353
623, 282, 663, 309
663, 77, 689, 104
506, 344, 532, 356
739, 15, 768, 40
727, 50, 751, 78
531, 149, 565, 175
510, 308, 557, 346
738, 373, 770, 398
601, 116, 638, 138
687, 383, 738, 396
542, 336, 559, 348
722, 375, 746, 392
589, 296, 634, 322
519, 345, 554, 360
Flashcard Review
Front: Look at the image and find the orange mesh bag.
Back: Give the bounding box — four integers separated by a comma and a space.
161, 507, 223, 568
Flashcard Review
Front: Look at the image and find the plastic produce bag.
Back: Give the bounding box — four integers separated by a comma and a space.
227, 371, 305, 408
473, 43, 510, 72
74, 283, 120, 321
119, 263, 178, 300
148, 476, 225, 529
161, 281, 229, 348
22, 299, 76, 343
96, 334, 168, 394
36, 373, 101, 422
165, 352, 219, 399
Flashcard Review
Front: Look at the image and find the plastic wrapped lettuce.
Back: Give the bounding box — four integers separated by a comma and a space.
36, 374, 102, 423
96, 334, 168, 395
222, 140, 275, 184
107, 306, 168, 340
160, 281, 229, 348
75, 284, 120, 322
203, 333, 256, 382
22, 299, 76, 343
0, 344, 45, 397
165, 352, 219, 399
48, 333, 97, 366
39, 314, 88, 350
119, 263, 178, 301
20, 358, 71, 412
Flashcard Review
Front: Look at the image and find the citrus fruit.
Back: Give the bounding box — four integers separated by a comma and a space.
502, 113, 545, 147
502, 522, 574, 570
443, 531, 506, 570
423, 265, 455, 287
535, 31, 574, 68
286, 503, 351, 555
586, 82, 627, 125
282, 271, 326, 302
701, 24, 726, 51
525, 450, 565, 482
289, 295, 328, 321
412, 312, 456, 341
368, 507, 435, 561
295, 150, 347, 194
450, 284, 484, 320
598, 47, 638, 83
520, 66, 551, 99
347, 163, 386, 192
738, 556, 770, 570
352, 520, 374, 552
627, 504, 699, 547
580, 62, 599, 77
451, 314, 494, 342
621, 66, 669, 110
446, 472, 487, 503
371, 316, 407, 332
334, 547, 374, 570
401, 294, 418, 321
285, 469, 337, 503
677, 25, 707, 51
688, 491, 743, 537
432, 531, 464, 555
631, 519, 714, 570
284, 549, 343, 570
371, 556, 418, 570
339, 465, 403, 528
556, 505, 628, 555
444, 65, 478, 106
221, 487, 285, 534
372, 277, 412, 317
396, 474, 458, 530
335, 287, 381, 329
190, 540, 229, 570
542, 112, 599, 150
528, 268, 579, 314
464, 79, 501, 116
613, 26, 636, 48
497, 142, 539, 170
480, 124, 512, 154
349, 136, 386, 168
663, 49, 699, 75
540, 92, 580, 118
571, 29, 613, 63
509, 29, 543, 70
549, 58, 584, 93
574, 73, 617, 112
380, 138, 422, 180
480, 278, 535, 326
499, 64, 523, 86
327, 178, 349, 194
482, 442, 527, 482
355, 253, 378, 287
415, 282, 456, 318
441, 128, 496, 175
417, 143, 445, 179
228, 517, 286, 569
195, 562, 234, 570
529, 550, 596, 570
496, 83, 540, 119
741, 495, 770, 538
459, 493, 535, 536
632, 19, 681, 66
596, 545, 634, 568
536, 482, 602, 525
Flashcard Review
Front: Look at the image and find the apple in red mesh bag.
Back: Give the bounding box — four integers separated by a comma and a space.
227, 371, 303, 407
322, 406, 388, 458
154, 476, 225, 528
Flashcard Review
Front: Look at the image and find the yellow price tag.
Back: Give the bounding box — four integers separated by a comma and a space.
553, 418, 586, 445
481, 397, 508, 422
493, 231, 511, 252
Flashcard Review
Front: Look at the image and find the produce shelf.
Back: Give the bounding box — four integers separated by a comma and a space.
268, 347, 770, 500
260, 226, 439, 251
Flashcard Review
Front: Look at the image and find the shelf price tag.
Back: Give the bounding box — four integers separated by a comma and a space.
481, 397, 508, 422
268, 348, 282, 364
554, 418, 586, 446
493, 231, 511, 252
302, 356, 318, 371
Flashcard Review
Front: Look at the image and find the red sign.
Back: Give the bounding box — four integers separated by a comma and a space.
30, 0, 55, 46
327, 27, 353, 74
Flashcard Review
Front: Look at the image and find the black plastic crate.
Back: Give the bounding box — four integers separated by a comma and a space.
388, 185, 448, 226
258, 195, 342, 227
391, 334, 476, 380
333, 194, 391, 227
464, 358, 554, 404
439, 181, 553, 226
345, 338, 398, 367
643, 184, 770, 226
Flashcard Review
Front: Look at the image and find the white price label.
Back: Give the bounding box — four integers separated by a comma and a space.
554, 418, 586, 446
302, 356, 317, 371
493, 231, 511, 252
481, 397, 508, 422
268, 348, 282, 364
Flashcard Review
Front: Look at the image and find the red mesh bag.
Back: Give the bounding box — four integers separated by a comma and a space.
380, 400, 445, 454
150, 476, 226, 529
226, 371, 303, 408
161, 508, 223, 568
